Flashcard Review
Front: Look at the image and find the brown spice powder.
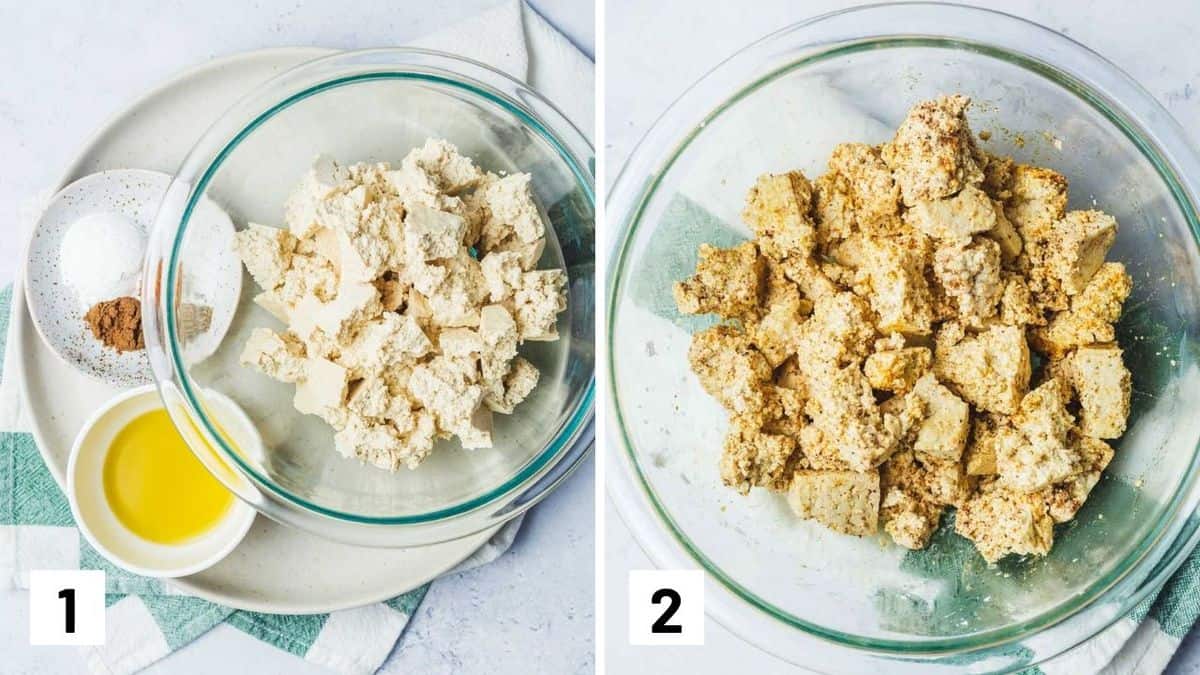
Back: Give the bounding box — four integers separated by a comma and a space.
84, 296, 144, 352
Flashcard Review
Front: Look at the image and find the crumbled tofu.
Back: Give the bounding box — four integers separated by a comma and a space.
514, 269, 568, 341
932, 237, 1002, 324
787, 470, 880, 536
864, 346, 931, 394
239, 328, 306, 383
234, 142, 566, 471
741, 172, 817, 259
1031, 262, 1132, 358
881, 94, 984, 205
680, 94, 1134, 563
857, 238, 934, 334
827, 143, 901, 231
905, 186, 998, 243
404, 204, 467, 261
934, 324, 1031, 415
235, 224, 297, 290
956, 483, 1054, 563
1046, 210, 1118, 295
688, 325, 772, 414
1004, 165, 1068, 239
910, 373, 970, 464
796, 292, 875, 366
803, 364, 906, 472
721, 415, 800, 494
997, 379, 1077, 492
747, 293, 806, 367
473, 173, 546, 248
674, 241, 764, 318
1063, 344, 1131, 439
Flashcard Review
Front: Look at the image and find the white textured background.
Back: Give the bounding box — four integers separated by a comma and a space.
605, 0, 1200, 673
0, 1, 594, 674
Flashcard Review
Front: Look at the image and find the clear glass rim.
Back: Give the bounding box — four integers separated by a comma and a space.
145, 48, 595, 539
606, 1, 1200, 662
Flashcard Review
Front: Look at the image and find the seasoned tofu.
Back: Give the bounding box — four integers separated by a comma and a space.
964, 414, 1019, 476
1063, 344, 1131, 439
720, 415, 801, 495
742, 172, 817, 260
1031, 262, 1132, 358
998, 275, 1042, 326
983, 202, 1023, 263
1046, 210, 1118, 295
932, 237, 1003, 325
857, 238, 935, 335
934, 323, 1031, 415
905, 185, 998, 243
796, 292, 876, 366
956, 483, 1055, 563
881, 94, 984, 205
879, 450, 970, 549
910, 373, 970, 464
687, 325, 772, 414
747, 293, 807, 368
788, 470, 881, 536
1041, 434, 1114, 523
1004, 165, 1068, 239
674, 241, 765, 319
802, 364, 908, 472
827, 143, 902, 231
864, 346, 932, 394
998, 379, 1077, 492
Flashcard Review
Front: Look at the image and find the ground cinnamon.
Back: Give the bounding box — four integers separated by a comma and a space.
84, 296, 144, 352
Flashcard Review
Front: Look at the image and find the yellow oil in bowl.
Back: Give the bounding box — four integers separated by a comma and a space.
102, 409, 233, 545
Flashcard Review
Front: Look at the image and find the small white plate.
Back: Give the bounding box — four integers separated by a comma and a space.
23, 169, 241, 387
67, 385, 257, 578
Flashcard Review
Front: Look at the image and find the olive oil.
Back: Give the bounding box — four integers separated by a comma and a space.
102, 409, 233, 544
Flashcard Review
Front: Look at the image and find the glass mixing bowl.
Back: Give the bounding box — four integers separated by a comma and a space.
607, 3, 1200, 672
144, 49, 594, 547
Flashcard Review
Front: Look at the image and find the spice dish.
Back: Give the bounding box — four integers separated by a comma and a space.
24, 169, 241, 387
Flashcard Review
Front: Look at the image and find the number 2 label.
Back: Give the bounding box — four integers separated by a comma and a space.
629, 570, 704, 645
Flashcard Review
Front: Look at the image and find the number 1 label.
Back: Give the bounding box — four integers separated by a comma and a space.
629, 570, 704, 645
29, 570, 105, 646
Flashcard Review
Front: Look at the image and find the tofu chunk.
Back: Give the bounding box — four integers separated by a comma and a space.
721, 416, 801, 494
864, 346, 931, 394
932, 237, 1003, 325
239, 328, 306, 383
1004, 165, 1068, 239
674, 241, 765, 319
787, 470, 880, 536
747, 293, 806, 367
404, 204, 468, 261
858, 238, 934, 335
741, 172, 817, 259
998, 379, 1077, 492
956, 484, 1055, 563
910, 374, 970, 464
688, 325, 772, 414
882, 94, 985, 205
803, 364, 908, 471
235, 223, 297, 290
905, 185, 998, 243
1041, 434, 1114, 523
934, 324, 1031, 415
964, 414, 1019, 476
796, 292, 876, 366
1063, 344, 1131, 439
826, 143, 901, 230
1031, 262, 1132, 358
1047, 210, 1118, 295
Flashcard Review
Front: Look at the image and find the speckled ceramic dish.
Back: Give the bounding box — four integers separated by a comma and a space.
23, 169, 240, 387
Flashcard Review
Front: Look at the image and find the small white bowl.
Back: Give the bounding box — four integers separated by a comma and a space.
67, 384, 257, 578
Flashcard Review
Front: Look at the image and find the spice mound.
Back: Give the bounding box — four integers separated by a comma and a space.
84, 297, 144, 353
235, 139, 568, 472
675, 94, 1133, 564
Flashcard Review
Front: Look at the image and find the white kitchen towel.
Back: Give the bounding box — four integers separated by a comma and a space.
0, 2, 592, 673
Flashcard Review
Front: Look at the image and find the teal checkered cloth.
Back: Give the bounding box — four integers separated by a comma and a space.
0, 282, 518, 674
633, 193, 1200, 674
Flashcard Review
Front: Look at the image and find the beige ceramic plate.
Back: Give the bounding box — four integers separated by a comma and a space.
14, 47, 499, 614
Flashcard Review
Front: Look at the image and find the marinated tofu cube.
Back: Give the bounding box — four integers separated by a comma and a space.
1031, 262, 1132, 358
881, 94, 984, 205
864, 346, 932, 394
956, 484, 1054, 563
905, 185, 998, 243
787, 470, 880, 536
688, 325, 772, 414
932, 237, 1003, 325
934, 324, 1031, 415
1048, 210, 1118, 295
910, 374, 970, 464
858, 238, 934, 335
741, 171, 817, 259
721, 416, 801, 495
998, 379, 1077, 492
674, 241, 765, 318
1064, 344, 1131, 439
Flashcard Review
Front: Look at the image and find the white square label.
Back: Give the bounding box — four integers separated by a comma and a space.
29, 570, 105, 646
628, 569, 704, 645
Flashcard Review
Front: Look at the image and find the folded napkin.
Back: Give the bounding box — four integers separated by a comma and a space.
0, 1, 593, 673
627, 76, 1199, 674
